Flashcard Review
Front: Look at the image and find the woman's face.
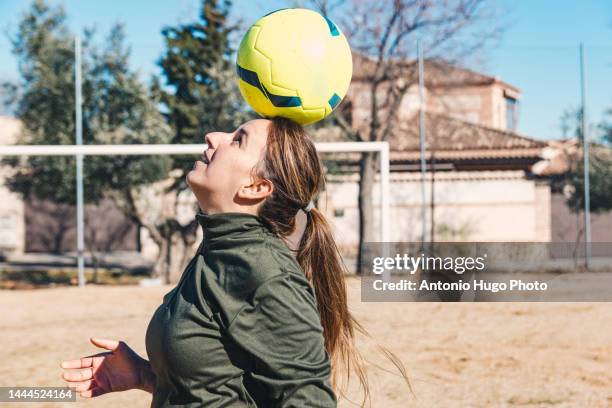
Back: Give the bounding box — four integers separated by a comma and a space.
186, 118, 273, 214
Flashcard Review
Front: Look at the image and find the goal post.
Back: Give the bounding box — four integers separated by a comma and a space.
0, 141, 391, 281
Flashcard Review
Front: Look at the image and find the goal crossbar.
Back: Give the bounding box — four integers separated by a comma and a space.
0, 141, 391, 268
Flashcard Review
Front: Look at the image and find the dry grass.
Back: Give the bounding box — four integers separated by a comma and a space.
1, 277, 611, 407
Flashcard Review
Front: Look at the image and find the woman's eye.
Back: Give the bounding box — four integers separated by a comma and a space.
232, 134, 242, 145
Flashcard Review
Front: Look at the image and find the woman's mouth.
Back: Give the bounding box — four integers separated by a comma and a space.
193, 160, 205, 170
202, 151, 212, 164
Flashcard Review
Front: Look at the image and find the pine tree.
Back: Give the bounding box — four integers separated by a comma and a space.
158, 0, 250, 190
557, 107, 612, 214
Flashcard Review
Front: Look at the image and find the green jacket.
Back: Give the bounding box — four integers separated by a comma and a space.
145, 211, 337, 407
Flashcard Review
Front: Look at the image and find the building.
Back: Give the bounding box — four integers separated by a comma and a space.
313, 55, 574, 254
0, 116, 25, 257
349, 55, 522, 132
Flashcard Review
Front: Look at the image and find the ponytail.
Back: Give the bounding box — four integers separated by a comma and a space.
296, 206, 369, 402
257, 117, 411, 406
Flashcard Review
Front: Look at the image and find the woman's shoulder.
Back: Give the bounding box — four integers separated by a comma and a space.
265, 233, 312, 281
197, 233, 306, 299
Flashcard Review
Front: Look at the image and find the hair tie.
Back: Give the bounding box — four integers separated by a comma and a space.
303, 200, 315, 213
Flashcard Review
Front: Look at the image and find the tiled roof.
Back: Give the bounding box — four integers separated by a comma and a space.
313, 112, 546, 161
352, 53, 520, 92
532, 138, 612, 176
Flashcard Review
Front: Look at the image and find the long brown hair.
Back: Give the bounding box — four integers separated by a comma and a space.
253, 116, 411, 406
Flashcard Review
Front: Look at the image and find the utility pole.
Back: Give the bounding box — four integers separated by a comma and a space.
417, 38, 427, 245
579, 43, 591, 270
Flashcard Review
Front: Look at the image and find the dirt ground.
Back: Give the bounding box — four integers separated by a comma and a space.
1, 277, 611, 408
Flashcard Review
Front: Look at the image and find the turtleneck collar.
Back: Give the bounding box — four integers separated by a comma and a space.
196, 210, 270, 246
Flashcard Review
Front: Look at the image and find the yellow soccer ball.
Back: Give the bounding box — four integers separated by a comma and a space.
236, 8, 352, 126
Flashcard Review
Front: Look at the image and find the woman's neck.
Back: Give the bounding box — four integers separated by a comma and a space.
197, 201, 259, 217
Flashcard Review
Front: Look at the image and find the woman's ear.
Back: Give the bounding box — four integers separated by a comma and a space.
237, 178, 274, 202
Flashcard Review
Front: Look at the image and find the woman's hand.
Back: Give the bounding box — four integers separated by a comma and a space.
60, 337, 155, 398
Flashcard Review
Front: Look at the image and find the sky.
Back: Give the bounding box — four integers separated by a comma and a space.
0, 0, 610, 140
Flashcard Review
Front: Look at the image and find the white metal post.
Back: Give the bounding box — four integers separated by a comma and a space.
75, 36, 85, 287
379, 142, 390, 242
379, 142, 391, 282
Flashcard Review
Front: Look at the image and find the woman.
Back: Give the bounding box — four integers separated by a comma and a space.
60, 117, 408, 407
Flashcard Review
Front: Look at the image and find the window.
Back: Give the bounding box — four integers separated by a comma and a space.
505, 95, 518, 131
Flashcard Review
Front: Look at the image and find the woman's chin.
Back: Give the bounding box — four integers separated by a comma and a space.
188, 160, 207, 176
186, 170, 207, 191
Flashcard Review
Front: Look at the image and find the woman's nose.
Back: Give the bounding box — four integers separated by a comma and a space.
204, 132, 217, 148
204, 132, 231, 148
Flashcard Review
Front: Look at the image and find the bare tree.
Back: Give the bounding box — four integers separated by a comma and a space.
309, 0, 506, 273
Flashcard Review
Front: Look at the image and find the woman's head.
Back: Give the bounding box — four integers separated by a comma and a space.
187, 117, 320, 220
186, 118, 274, 215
